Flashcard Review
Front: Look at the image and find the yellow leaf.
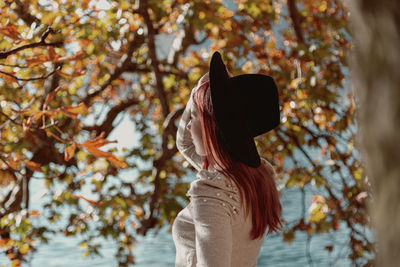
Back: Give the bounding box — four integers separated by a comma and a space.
292, 125, 301, 132
11, 259, 21, 267
42, 12, 58, 25
18, 243, 29, 255
159, 170, 167, 179
318, 1, 328, 12
353, 168, 363, 180
134, 207, 144, 217
348, 141, 353, 151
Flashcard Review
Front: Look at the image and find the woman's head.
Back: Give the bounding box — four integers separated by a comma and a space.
190, 71, 232, 171
188, 70, 283, 239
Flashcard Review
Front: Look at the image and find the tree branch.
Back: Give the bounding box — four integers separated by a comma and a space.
0, 27, 63, 60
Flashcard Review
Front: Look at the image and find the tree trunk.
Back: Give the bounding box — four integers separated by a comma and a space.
348, 1, 400, 266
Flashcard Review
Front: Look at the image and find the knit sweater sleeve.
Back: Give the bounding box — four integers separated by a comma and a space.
191, 195, 232, 267
186, 171, 241, 267
176, 87, 203, 172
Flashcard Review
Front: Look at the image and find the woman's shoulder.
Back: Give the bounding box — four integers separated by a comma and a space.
188, 169, 238, 194
186, 169, 241, 217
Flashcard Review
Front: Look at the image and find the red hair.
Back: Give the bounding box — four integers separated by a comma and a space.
192, 72, 283, 239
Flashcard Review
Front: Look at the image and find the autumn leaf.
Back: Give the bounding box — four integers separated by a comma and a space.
0, 169, 13, 186
282, 229, 295, 243
325, 245, 334, 252
0, 22, 22, 41
43, 84, 68, 110
58, 102, 88, 119
134, 207, 144, 218
25, 55, 50, 67
71, 194, 103, 206
80, 132, 115, 148
11, 108, 37, 116
64, 142, 76, 161
22, 117, 33, 134
24, 160, 43, 172
11, 259, 21, 267
28, 210, 41, 218
47, 46, 58, 61
107, 154, 129, 168
79, 133, 128, 168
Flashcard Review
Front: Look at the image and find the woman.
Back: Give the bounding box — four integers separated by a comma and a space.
172, 51, 283, 267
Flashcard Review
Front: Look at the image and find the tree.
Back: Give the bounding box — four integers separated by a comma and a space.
347, 0, 400, 266
0, 0, 373, 266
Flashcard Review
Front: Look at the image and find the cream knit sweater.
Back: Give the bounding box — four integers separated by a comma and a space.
172, 87, 275, 267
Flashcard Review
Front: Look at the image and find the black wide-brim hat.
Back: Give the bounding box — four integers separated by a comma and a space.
209, 51, 281, 168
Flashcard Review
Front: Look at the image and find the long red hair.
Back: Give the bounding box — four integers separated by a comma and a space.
192, 72, 283, 239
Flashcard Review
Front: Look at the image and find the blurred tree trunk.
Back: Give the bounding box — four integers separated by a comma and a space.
348, 1, 400, 266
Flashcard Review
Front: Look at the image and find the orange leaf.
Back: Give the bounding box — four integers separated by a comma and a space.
22, 117, 33, 134
0, 237, 10, 247
25, 55, 50, 67
64, 102, 88, 114
43, 84, 68, 109
107, 154, 128, 169
64, 142, 76, 161
71, 194, 103, 206
81, 133, 116, 149
119, 215, 127, 230
79, 133, 126, 168
85, 146, 110, 158
31, 111, 44, 121
43, 109, 60, 119
0, 23, 21, 40
48, 46, 58, 61
59, 109, 78, 119
28, 210, 41, 218
58, 102, 88, 118
11, 108, 37, 115
24, 160, 43, 172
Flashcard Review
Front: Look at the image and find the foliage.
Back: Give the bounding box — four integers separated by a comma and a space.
0, 0, 373, 266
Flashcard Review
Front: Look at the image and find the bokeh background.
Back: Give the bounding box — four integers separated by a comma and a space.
0, 0, 374, 266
